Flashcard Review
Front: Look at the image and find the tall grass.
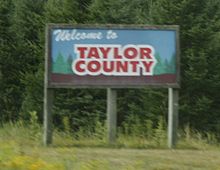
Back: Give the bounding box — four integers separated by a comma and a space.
0, 112, 220, 169
177, 124, 219, 149
52, 114, 219, 149
1, 112, 219, 149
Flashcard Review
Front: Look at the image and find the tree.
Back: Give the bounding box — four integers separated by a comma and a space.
152, 0, 220, 132
1, 0, 220, 136
154, 53, 167, 75
44, 0, 84, 23
8, 0, 46, 121
89, 0, 154, 24
53, 53, 67, 74
0, 0, 19, 121
67, 54, 73, 74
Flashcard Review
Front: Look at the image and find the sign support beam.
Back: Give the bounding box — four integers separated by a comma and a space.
168, 88, 179, 148
107, 88, 117, 144
43, 88, 54, 146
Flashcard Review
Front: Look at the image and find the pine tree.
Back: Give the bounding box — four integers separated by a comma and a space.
44, 0, 80, 23
152, 0, 220, 132
67, 54, 73, 74
0, 0, 16, 121
167, 54, 176, 74
52, 52, 69, 74
89, 0, 154, 24
154, 53, 166, 75
1, 0, 220, 135
9, 0, 46, 120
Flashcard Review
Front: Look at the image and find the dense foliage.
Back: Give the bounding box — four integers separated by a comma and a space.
1, 0, 220, 136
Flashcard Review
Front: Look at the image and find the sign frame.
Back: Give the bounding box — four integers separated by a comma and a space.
46, 24, 180, 89
44, 24, 180, 148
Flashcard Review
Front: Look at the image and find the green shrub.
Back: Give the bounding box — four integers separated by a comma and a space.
153, 116, 166, 147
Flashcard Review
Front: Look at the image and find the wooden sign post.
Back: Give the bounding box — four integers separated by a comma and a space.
107, 88, 117, 144
168, 88, 179, 148
43, 88, 54, 146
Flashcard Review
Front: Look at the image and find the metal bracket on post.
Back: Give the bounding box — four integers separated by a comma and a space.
43, 88, 54, 146
168, 88, 179, 149
107, 88, 117, 144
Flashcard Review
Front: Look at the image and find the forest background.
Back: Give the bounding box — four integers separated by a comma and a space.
1, 0, 220, 141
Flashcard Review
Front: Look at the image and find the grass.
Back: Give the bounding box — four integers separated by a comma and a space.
1, 121, 220, 169
1, 141, 220, 170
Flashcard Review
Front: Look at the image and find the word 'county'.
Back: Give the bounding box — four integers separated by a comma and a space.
72, 44, 157, 76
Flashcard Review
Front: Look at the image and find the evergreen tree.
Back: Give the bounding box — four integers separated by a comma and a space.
67, 54, 73, 74
154, 53, 166, 75
44, 0, 82, 23
152, 0, 220, 132
52, 52, 70, 74
9, 0, 46, 120
0, 0, 16, 121
167, 54, 176, 74
0, 0, 220, 135
89, 0, 154, 24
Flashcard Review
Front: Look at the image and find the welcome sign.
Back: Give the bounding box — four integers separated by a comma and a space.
46, 24, 180, 88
